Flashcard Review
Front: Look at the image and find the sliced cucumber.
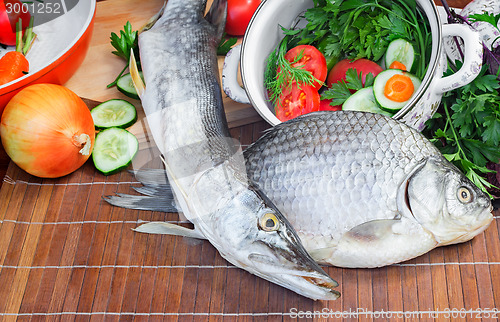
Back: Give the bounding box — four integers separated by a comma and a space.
92, 128, 139, 176
384, 38, 415, 72
342, 87, 393, 117
117, 72, 143, 99
373, 69, 421, 113
91, 99, 137, 130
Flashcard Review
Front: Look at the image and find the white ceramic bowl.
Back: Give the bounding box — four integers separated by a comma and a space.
223, 0, 483, 131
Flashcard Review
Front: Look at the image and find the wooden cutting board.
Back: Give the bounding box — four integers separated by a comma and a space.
64, 0, 262, 129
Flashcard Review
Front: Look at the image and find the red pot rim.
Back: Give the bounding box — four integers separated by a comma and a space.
0, 1, 97, 96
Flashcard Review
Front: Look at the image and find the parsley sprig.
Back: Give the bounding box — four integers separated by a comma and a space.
321, 68, 375, 106
108, 22, 140, 88
424, 64, 500, 197
217, 33, 238, 56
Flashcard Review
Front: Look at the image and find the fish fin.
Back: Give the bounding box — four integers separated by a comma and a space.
129, 49, 145, 98
205, 0, 227, 41
130, 168, 169, 186
103, 194, 179, 213
133, 222, 206, 239
103, 168, 179, 212
139, 1, 166, 33
311, 218, 438, 268
396, 160, 426, 221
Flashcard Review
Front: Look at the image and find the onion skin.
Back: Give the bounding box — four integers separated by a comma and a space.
0, 84, 95, 178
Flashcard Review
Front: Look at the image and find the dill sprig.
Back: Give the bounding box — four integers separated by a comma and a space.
264, 37, 321, 105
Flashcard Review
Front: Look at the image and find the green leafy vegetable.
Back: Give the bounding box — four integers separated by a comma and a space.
108, 22, 140, 88
468, 12, 500, 29
321, 68, 374, 105
424, 64, 500, 197
217, 34, 238, 55
110, 21, 138, 62
276, 0, 431, 79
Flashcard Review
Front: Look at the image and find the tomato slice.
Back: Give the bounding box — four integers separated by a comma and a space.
275, 83, 320, 122
283, 45, 327, 91
327, 58, 383, 88
319, 99, 341, 112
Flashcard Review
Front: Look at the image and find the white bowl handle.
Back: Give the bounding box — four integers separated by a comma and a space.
222, 44, 251, 104
434, 23, 483, 95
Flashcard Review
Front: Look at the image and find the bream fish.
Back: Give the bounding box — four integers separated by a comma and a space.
125, 0, 340, 300
108, 111, 493, 268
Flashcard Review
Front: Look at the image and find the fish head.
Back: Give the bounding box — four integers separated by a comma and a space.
212, 186, 340, 301
405, 157, 493, 245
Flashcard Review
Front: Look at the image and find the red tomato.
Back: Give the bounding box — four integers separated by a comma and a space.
327, 58, 383, 88
275, 83, 320, 122
0, 0, 31, 46
282, 45, 327, 91
319, 99, 341, 112
226, 0, 261, 36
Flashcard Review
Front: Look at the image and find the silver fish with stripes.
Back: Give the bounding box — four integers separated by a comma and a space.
122, 0, 340, 300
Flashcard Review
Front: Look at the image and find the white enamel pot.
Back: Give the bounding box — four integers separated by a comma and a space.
222, 0, 483, 131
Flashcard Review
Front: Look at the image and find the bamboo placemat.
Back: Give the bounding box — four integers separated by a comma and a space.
0, 119, 499, 321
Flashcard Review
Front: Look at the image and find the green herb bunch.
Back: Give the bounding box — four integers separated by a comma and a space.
108, 22, 140, 88
279, 0, 431, 79
424, 63, 500, 197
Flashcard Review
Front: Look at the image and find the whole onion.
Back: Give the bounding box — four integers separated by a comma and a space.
0, 84, 95, 178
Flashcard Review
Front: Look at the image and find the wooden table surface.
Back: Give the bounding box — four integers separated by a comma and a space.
2, 0, 500, 321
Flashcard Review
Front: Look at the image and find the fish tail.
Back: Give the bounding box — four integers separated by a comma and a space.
103, 169, 180, 213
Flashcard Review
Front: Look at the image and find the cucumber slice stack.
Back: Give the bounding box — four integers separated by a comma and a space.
91, 99, 139, 175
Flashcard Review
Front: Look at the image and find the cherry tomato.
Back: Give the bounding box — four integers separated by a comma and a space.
0, 0, 31, 46
327, 58, 383, 88
282, 45, 327, 91
225, 0, 261, 36
319, 99, 341, 112
275, 83, 320, 122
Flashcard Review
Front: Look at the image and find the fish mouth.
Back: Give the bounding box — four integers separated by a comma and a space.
441, 206, 494, 246
248, 253, 340, 300
300, 274, 341, 298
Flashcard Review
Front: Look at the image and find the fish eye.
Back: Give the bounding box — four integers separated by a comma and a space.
457, 187, 473, 204
259, 213, 280, 232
